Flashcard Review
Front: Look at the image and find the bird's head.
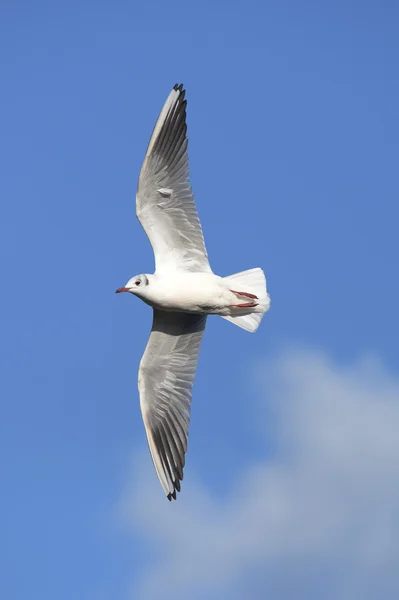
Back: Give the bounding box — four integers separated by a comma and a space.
115, 274, 150, 295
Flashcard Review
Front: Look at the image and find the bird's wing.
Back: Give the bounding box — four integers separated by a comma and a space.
138, 309, 207, 500
136, 84, 211, 274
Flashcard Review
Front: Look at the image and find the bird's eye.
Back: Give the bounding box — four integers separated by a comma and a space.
135, 280, 141, 286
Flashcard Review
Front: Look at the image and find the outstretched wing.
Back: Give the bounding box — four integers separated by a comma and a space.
138, 309, 207, 500
136, 84, 211, 274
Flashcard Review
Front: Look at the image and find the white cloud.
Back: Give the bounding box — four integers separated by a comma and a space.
120, 350, 399, 600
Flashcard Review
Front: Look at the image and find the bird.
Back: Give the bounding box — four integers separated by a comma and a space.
116, 83, 271, 500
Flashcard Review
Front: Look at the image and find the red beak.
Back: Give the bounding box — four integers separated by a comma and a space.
115, 287, 130, 293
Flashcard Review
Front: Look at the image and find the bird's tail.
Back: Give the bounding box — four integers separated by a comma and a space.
221, 268, 270, 333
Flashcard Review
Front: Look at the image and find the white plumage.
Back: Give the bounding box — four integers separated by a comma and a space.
116, 84, 271, 500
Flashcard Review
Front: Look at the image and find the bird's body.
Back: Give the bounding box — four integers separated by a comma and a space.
116, 84, 271, 500
129, 271, 257, 315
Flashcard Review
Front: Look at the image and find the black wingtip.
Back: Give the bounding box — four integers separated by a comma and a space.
173, 83, 184, 93
171, 83, 186, 105
167, 489, 177, 501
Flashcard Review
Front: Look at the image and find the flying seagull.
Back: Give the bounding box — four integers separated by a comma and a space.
116, 84, 271, 500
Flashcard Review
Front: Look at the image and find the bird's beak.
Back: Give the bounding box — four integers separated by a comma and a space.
115, 287, 130, 293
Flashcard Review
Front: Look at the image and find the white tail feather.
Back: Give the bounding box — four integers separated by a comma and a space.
221, 268, 270, 333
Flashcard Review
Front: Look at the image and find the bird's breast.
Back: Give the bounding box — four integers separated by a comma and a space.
148, 273, 227, 314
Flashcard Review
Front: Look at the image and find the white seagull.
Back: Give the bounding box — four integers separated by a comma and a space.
116, 84, 270, 500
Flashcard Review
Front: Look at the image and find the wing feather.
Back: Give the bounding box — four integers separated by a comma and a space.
136, 84, 211, 274
138, 309, 206, 500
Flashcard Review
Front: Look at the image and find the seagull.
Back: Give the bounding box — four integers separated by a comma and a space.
116, 84, 271, 500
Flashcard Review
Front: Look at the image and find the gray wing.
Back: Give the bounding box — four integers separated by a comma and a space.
138, 309, 207, 500
136, 84, 211, 274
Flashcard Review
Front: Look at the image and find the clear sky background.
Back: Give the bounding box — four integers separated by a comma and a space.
1, 1, 399, 599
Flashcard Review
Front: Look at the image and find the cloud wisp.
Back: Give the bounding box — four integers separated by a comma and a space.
120, 350, 399, 600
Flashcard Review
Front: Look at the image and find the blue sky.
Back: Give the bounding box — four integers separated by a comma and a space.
1, 1, 398, 599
